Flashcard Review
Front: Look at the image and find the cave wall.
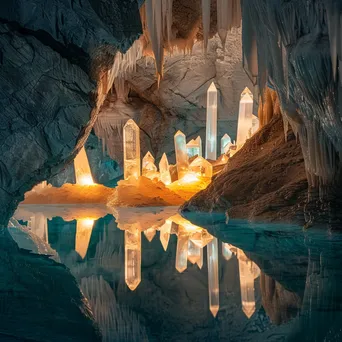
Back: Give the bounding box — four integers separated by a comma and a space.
0, 0, 142, 224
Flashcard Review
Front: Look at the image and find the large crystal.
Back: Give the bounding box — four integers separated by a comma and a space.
160, 219, 172, 251
29, 214, 48, 243
159, 153, 172, 185
207, 237, 219, 317
75, 218, 94, 259
187, 240, 201, 264
205, 82, 218, 160
125, 227, 141, 291
189, 156, 213, 178
175, 230, 188, 273
236, 87, 254, 148
174, 130, 189, 179
186, 136, 202, 158
123, 119, 141, 180
142, 151, 157, 174
222, 242, 233, 261
74, 146, 94, 185
221, 134, 232, 154
190, 229, 214, 248
144, 227, 156, 242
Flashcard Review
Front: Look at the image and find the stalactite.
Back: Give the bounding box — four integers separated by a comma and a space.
201, 0, 211, 53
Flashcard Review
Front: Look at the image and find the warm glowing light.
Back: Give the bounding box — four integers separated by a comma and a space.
75, 218, 95, 259
78, 174, 95, 186
74, 146, 95, 186
180, 173, 199, 184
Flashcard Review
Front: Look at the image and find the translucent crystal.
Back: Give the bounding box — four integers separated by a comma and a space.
189, 156, 213, 178
175, 230, 188, 273
174, 130, 190, 179
144, 227, 156, 242
190, 230, 214, 248
187, 240, 201, 264
123, 119, 141, 180
196, 248, 204, 269
75, 218, 94, 259
74, 146, 94, 185
142, 151, 157, 174
160, 219, 172, 251
29, 214, 48, 243
187, 136, 202, 158
236, 87, 254, 148
221, 134, 232, 154
207, 237, 219, 317
125, 227, 141, 291
222, 242, 233, 261
205, 82, 218, 160
159, 153, 172, 185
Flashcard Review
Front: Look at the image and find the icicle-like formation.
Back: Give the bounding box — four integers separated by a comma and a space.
75, 218, 94, 259
202, 0, 211, 53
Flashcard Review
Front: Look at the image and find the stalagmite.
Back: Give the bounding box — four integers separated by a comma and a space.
189, 156, 213, 178
175, 229, 188, 273
174, 130, 189, 179
144, 227, 156, 242
236, 87, 254, 148
207, 237, 219, 317
75, 218, 94, 259
222, 242, 233, 261
221, 134, 232, 154
187, 136, 202, 158
202, 0, 211, 53
159, 153, 172, 185
160, 219, 172, 251
74, 146, 94, 186
123, 119, 141, 180
125, 226, 142, 291
187, 240, 201, 264
205, 82, 218, 160
29, 214, 49, 243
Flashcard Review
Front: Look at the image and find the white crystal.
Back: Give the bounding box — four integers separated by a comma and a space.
205, 82, 218, 160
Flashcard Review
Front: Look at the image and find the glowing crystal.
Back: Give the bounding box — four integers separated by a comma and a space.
190, 230, 214, 248
159, 153, 172, 185
144, 227, 156, 242
221, 134, 232, 154
175, 230, 188, 273
205, 82, 218, 160
75, 218, 94, 259
125, 227, 141, 291
189, 156, 213, 178
160, 219, 172, 251
123, 119, 141, 180
74, 147, 95, 185
142, 152, 157, 174
174, 130, 189, 179
222, 242, 233, 261
236, 87, 254, 148
196, 248, 204, 269
207, 237, 219, 317
187, 136, 202, 158
187, 240, 201, 264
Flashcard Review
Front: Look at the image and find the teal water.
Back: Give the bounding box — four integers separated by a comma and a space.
5, 205, 342, 341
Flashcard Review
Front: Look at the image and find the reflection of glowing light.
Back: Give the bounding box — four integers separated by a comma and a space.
75, 218, 95, 259
79, 218, 95, 227
181, 173, 198, 183
78, 174, 95, 186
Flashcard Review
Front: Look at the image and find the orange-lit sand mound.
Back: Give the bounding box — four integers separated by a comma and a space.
23, 184, 115, 204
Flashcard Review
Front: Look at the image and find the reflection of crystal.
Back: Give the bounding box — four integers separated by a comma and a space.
159, 153, 172, 185
222, 242, 233, 261
174, 130, 189, 179
75, 218, 94, 259
187, 240, 201, 264
74, 147, 94, 185
205, 82, 218, 160
125, 227, 141, 291
190, 229, 213, 248
189, 156, 213, 178
175, 230, 188, 273
196, 247, 203, 269
29, 214, 49, 243
160, 219, 172, 251
144, 227, 156, 242
124, 119, 141, 179
142, 151, 157, 176
207, 237, 219, 317
187, 136, 202, 158
237, 249, 259, 318
236, 87, 254, 148
221, 134, 232, 154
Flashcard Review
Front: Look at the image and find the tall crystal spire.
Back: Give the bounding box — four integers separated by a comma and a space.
160, 219, 172, 251
174, 130, 189, 179
125, 226, 142, 291
123, 119, 141, 179
74, 146, 94, 185
159, 153, 172, 185
75, 218, 94, 259
175, 228, 188, 273
236, 87, 254, 148
205, 82, 218, 160
187, 240, 201, 264
207, 237, 219, 317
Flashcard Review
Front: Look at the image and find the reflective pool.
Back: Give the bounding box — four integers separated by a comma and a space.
5, 204, 342, 341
